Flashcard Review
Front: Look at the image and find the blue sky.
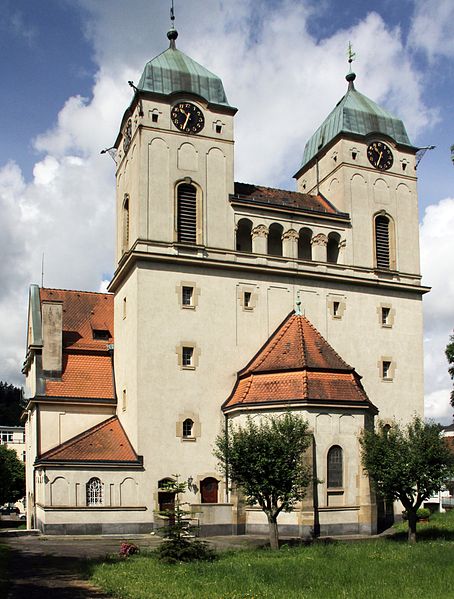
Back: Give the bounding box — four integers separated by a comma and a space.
0, 0, 453, 421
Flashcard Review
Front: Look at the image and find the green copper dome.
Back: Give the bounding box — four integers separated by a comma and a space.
137, 31, 231, 107
301, 74, 412, 168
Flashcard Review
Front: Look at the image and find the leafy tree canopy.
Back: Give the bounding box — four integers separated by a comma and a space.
0, 381, 23, 426
446, 334, 454, 407
215, 413, 312, 549
360, 417, 454, 543
0, 444, 25, 505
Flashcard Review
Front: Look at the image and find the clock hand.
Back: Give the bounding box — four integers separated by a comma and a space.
183, 112, 191, 129
377, 151, 383, 166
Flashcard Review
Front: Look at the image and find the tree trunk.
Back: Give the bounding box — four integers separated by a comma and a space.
407, 510, 417, 544
267, 514, 279, 550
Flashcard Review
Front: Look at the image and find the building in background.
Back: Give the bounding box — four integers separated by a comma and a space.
0, 425, 25, 463
22, 26, 428, 536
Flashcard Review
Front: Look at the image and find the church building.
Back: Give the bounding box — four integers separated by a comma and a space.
22, 25, 428, 536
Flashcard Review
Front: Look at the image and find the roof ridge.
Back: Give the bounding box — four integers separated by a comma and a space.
297, 315, 308, 367
41, 287, 112, 297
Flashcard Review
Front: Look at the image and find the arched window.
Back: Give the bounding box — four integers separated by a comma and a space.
86, 477, 103, 506
177, 183, 198, 244
268, 223, 283, 256
182, 418, 194, 438
236, 218, 253, 252
327, 232, 341, 264
122, 194, 129, 253
298, 227, 312, 260
200, 477, 219, 504
327, 446, 343, 488
374, 213, 395, 269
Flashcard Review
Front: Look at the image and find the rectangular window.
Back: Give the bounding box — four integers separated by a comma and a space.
122, 389, 127, 412
216, 124, 222, 134
152, 113, 159, 123
244, 291, 252, 308
333, 301, 340, 317
182, 347, 193, 367
382, 361, 391, 379
381, 307, 390, 326
182, 286, 193, 307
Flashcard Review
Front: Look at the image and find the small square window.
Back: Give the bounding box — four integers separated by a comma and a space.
381, 307, 390, 326
382, 361, 391, 379
216, 124, 222, 134
182, 286, 193, 307
152, 113, 159, 123
182, 347, 193, 367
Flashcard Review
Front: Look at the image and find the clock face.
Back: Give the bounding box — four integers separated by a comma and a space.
171, 102, 205, 134
367, 141, 393, 170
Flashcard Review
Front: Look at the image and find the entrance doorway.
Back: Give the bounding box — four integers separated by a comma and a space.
200, 477, 219, 504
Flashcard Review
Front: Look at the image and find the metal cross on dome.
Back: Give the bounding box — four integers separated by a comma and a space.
170, 0, 176, 28
347, 41, 356, 71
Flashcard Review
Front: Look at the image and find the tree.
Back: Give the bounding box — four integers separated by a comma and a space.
360, 417, 454, 543
215, 413, 312, 550
446, 334, 454, 407
0, 444, 25, 505
0, 381, 23, 426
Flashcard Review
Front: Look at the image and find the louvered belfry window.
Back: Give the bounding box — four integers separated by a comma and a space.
177, 184, 197, 244
375, 215, 390, 269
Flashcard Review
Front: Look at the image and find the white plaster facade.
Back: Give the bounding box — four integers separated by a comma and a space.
23, 33, 428, 536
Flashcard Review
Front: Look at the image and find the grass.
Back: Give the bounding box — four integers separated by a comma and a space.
0, 544, 10, 598
89, 511, 454, 599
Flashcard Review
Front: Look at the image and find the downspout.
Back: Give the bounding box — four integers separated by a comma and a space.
107, 343, 118, 406
224, 413, 229, 503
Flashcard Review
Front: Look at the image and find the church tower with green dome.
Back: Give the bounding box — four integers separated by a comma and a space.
112, 27, 237, 265
294, 71, 420, 276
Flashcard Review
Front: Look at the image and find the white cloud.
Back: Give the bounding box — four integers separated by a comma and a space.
409, 0, 454, 61
421, 197, 454, 422
0, 0, 446, 400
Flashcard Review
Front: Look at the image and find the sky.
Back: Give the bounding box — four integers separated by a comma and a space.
0, 0, 453, 422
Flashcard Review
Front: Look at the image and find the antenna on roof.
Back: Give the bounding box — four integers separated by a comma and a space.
347, 41, 356, 71
167, 0, 178, 47
41, 253, 44, 288
346, 42, 357, 90
295, 292, 302, 316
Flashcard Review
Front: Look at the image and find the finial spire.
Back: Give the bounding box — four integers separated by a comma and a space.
295, 292, 302, 316
346, 41, 357, 90
167, 0, 178, 48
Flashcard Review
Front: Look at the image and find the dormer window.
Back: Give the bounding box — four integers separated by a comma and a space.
93, 329, 110, 341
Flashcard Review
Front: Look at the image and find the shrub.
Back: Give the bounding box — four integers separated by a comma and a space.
119, 542, 139, 558
155, 538, 216, 564
402, 508, 431, 522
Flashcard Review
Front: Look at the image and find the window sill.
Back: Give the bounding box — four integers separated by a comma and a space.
181, 366, 196, 371
182, 305, 196, 310
181, 437, 197, 442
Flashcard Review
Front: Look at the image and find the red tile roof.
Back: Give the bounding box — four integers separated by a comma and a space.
232, 182, 344, 216
39, 288, 115, 401
45, 353, 114, 399
40, 288, 113, 351
224, 312, 375, 412
39, 416, 140, 463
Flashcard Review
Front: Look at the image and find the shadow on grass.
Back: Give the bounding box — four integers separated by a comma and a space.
386, 523, 454, 543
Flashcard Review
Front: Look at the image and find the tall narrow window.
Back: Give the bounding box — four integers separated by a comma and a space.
122, 195, 130, 252
177, 183, 198, 244
327, 446, 343, 488
182, 286, 193, 307
327, 232, 341, 264
86, 477, 103, 506
268, 223, 283, 256
182, 418, 194, 438
298, 228, 312, 260
375, 215, 390, 269
236, 218, 253, 252
182, 347, 194, 367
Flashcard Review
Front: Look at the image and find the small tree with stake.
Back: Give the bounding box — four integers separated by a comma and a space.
215, 413, 312, 550
446, 333, 454, 407
360, 417, 454, 543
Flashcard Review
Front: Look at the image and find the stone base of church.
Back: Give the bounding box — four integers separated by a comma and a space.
37, 521, 154, 535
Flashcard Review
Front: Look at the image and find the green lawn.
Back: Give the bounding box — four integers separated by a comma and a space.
89, 511, 454, 599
